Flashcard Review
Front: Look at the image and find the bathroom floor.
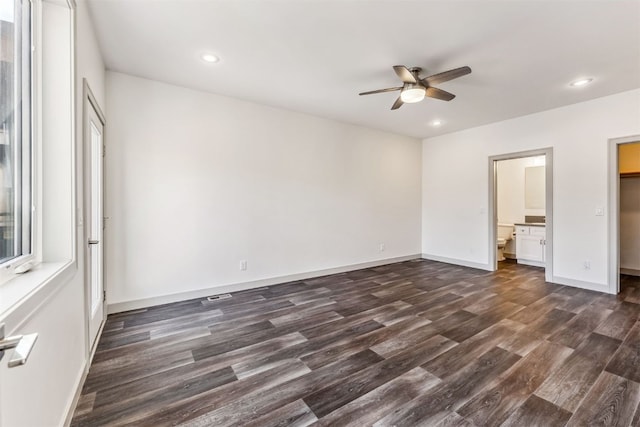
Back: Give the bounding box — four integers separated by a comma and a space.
498, 258, 519, 270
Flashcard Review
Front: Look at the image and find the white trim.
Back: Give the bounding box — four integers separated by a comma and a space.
108, 254, 422, 313
81, 79, 106, 363
517, 259, 545, 268
62, 359, 87, 427
0, 261, 74, 325
62, 317, 104, 427
421, 253, 492, 271
488, 148, 554, 283
552, 275, 611, 294
608, 135, 640, 294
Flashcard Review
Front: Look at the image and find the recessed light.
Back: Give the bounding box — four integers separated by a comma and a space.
201, 53, 219, 63
570, 78, 593, 87
431, 120, 443, 127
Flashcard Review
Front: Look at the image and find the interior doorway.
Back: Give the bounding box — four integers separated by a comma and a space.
608, 136, 640, 294
83, 80, 106, 355
488, 148, 553, 282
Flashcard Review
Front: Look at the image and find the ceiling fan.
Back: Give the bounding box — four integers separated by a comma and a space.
359, 65, 472, 110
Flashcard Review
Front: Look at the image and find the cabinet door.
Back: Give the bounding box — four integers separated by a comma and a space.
517, 235, 544, 262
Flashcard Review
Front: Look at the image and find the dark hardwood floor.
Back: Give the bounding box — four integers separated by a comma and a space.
71, 259, 640, 426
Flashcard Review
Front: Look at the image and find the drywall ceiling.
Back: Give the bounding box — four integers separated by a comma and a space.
86, 0, 640, 139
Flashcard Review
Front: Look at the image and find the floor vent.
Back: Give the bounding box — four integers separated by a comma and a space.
207, 294, 232, 301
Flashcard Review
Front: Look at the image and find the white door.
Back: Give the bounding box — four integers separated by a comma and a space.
86, 94, 106, 351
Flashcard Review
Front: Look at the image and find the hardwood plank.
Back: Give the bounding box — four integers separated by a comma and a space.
72, 367, 238, 426
457, 340, 573, 425
501, 395, 572, 427
298, 300, 408, 340
433, 412, 474, 426
175, 349, 384, 426
314, 367, 440, 426
130, 358, 315, 426
368, 310, 473, 358
422, 321, 521, 379
606, 320, 640, 382
232, 319, 385, 377
567, 371, 640, 426
82, 350, 195, 394
373, 347, 521, 426
549, 305, 613, 348
508, 293, 569, 324
595, 301, 640, 340
535, 332, 622, 412
440, 302, 524, 342
303, 335, 456, 417
71, 392, 96, 419
295, 316, 431, 371
519, 307, 576, 339
242, 399, 317, 427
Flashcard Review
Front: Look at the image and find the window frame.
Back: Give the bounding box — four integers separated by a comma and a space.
0, 0, 37, 284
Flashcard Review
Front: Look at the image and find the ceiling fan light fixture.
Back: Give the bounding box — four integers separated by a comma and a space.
400, 86, 426, 103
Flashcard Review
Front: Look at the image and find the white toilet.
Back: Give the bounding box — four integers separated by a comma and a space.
497, 223, 515, 261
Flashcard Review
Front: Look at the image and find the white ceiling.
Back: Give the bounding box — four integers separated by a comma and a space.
86, 0, 640, 139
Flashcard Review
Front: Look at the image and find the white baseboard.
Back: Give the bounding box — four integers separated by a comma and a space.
420, 253, 492, 271
63, 318, 107, 427
517, 259, 545, 268
62, 360, 87, 427
621, 268, 640, 277
551, 275, 611, 294
107, 254, 422, 313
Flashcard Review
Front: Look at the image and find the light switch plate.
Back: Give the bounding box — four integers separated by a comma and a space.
595, 207, 604, 216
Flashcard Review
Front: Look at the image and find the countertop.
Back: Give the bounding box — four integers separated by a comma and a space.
514, 223, 546, 227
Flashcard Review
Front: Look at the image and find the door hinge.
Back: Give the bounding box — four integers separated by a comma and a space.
103, 290, 106, 302
102, 144, 106, 157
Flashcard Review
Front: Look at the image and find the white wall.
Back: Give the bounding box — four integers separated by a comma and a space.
105, 72, 422, 309
497, 156, 546, 225
0, 1, 105, 426
620, 176, 640, 273
422, 89, 640, 292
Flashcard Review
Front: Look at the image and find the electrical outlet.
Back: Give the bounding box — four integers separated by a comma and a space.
379, 243, 385, 252
583, 261, 591, 270
240, 260, 247, 271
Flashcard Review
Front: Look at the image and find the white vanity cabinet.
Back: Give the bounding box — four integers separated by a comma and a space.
515, 225, 546, 267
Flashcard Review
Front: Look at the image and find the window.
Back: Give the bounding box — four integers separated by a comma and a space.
0, 0, 32, 268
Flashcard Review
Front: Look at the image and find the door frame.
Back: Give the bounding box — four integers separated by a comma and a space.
82, 79, 106, 359
488, 147, 554, 282
608, 135, 640, 294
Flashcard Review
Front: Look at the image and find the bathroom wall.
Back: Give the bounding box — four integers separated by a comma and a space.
496, 156, 546, 225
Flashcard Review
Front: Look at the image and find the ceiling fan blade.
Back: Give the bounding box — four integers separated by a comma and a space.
391, 96, 404, 110
393, 65, 417, 83
423, 66, 471, 86
425, 87, 456, 101
359, 86, 403, 96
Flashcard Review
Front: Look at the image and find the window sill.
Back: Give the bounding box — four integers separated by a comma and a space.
0, 261, 75, 321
